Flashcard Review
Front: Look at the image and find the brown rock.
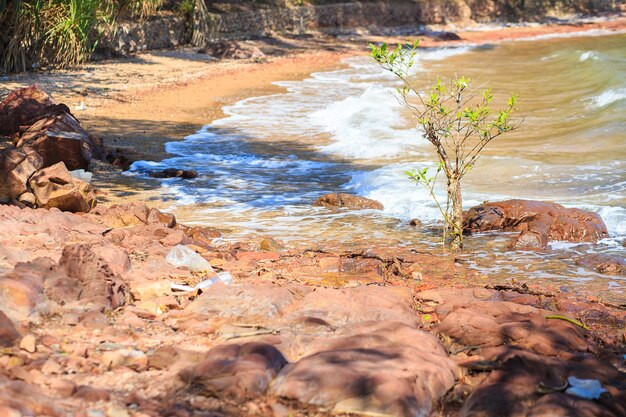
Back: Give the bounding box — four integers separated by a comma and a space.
0, 270, 44, 322
0, 310, 20, 347
179, 343, 287, 399
0, 85, 64, 136
183, 226, 221, 248
0, 147, 43, 203
29, 162, 97, 212
313, 193, 384, 211
463, 199, 609, 248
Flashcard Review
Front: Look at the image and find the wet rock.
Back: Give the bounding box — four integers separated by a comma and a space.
179, 343, 287, 399
409, 218, 423, 226
0, 310, 20, 347
29, 162, 97, 212
200, 41, 265, 60
436, 31, 462, 41
260, 237, 284, 252
463, 199, 609, 248
575, 254, 625, 275
314, 193, 384, 211
149, 168, 198, 179
0, 147, 43, 204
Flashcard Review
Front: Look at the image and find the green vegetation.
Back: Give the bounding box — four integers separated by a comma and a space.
370, 41, 521, 251
0, 0, 162, 73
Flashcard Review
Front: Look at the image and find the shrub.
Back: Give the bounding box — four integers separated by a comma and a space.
370, 41, 522, 250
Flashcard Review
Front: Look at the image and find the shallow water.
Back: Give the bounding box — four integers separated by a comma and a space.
130, 32, 626, 302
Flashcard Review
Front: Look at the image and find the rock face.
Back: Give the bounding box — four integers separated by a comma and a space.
463, 199, 609, 249
14, 113, 98, 171
314, 193, 384, 211
29, 163, 97, 212
0, 147, 43, 203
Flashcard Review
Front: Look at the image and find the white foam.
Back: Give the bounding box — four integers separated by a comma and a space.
579, 51, 598, 62
591, 88, 626, 108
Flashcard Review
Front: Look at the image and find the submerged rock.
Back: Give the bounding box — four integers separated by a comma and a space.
149, 168, 198, 179
575, 254, 626, 275
314, 193, 384, 211
463, 199, 608, 249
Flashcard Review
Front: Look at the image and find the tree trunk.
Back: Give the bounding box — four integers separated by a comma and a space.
446, 176, 463, 251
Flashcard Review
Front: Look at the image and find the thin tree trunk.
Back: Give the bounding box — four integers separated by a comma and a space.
447, 176, 463, 251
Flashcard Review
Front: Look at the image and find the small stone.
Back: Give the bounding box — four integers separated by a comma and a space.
79, 310, 109, 329
41, 358, 63, 375
131, 280, 171, 301
102, 349, 147, 371
19, 334, 36, 353
106, 404, 130, 417
260, 238, 284, 252
61, 312, 80, 326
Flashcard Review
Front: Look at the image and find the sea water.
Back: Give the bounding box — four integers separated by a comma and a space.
129, 32, 626, 302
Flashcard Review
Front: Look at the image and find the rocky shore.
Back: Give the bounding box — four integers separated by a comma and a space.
1, 200, 625, 417
1, 17, 626, 416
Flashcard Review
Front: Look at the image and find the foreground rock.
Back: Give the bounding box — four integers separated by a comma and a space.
0, 202, 623, 416
0, 85, 68, 136
463, 199, 609, 249
29, 162, 97, 212
314, 193, 384, 211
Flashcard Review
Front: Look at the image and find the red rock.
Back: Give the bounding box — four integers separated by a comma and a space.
0, 85, 64, 136
0, 147, 43, 203
183, 226, 221, 248
463, 199, 609, 248
313, 193, 384, 211
29, 162, 97, 212
15, 114, 92, 171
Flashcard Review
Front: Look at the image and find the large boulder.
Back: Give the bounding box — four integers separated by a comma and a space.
0, 147, 43, 203
201, 41, 265, 60
463, 199, 608, 249
29, 162, 97, 213
14, 113, 98, 171
0, 85, 69, 136
314, 193, 384, 211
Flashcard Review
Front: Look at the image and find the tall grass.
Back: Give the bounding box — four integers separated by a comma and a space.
0, 0, 162, 73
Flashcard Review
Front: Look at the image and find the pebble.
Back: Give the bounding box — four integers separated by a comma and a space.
19, 334, 36, 353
